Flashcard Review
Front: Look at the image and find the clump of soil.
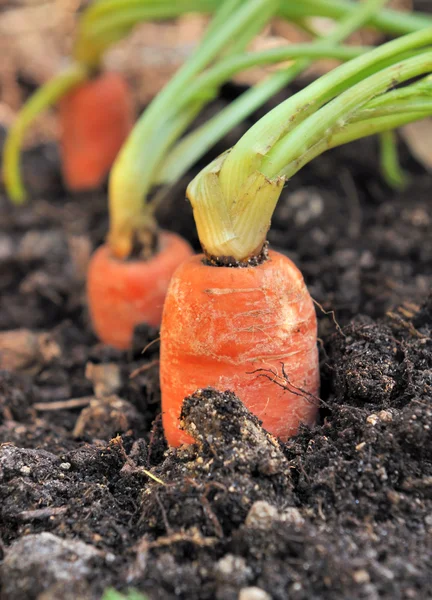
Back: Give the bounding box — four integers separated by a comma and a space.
0, 89, 431, 599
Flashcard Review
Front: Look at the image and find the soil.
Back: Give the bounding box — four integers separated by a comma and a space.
0, 83, 431, 600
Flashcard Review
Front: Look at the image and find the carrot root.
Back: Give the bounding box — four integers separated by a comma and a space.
160, 250, 319, 447
59, 72, 134, 191
87, 231, 193, 350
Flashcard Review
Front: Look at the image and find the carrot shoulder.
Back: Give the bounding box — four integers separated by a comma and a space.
160, 250, 319, 447
87, 230, 193, 350
59, 72, 133, 191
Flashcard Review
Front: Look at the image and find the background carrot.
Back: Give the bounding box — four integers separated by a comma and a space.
59, 72, 133, 191
160, 251, 319, 447
87, 230, 193, 350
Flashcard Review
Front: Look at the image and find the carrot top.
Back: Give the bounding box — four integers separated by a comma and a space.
187, 26, 432, 261
109, 0, 424, 259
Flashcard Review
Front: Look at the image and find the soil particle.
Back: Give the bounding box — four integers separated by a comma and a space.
0, 371, 35, 423
238, 588, 272, 600
0, 532, 109, 600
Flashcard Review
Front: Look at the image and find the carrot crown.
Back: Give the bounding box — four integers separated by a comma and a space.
188, 26, 432, 261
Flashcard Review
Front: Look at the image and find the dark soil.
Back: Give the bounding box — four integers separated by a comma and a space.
0, 85, 431, 600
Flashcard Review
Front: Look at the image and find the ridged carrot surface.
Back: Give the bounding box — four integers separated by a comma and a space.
87, 231, 193, 349
160, 250, 319, 446
58, 72, 133, 191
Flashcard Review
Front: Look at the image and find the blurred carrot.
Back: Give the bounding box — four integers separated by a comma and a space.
59, 72, 133, 191
161, 251, 319, 446
87, 230, 192, 350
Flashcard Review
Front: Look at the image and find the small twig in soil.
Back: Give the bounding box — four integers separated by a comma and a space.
312, 298, 346, 338
186, 479, 226, 539
199, 493, 224, 539
33, 396, 93, 411
154, 492, 173, 535
138, 467, 165, 486
402, 476, 432, 491
141, 337, 161, 356
14, 506, 68, 522
148, 531, 218, 548
129, 358, 159, 379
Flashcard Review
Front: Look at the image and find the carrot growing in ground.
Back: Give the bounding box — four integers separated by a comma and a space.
91, 0, 414, 349
160, 25, 432, 446
87, 0, 289, 349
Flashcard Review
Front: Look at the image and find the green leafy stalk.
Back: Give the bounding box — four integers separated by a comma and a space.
187, 31, 432, 261
2, 63, 89, 204
277, 100, 431, 176
108, 0, 280, 258
261, 51, 432, 179
73, 0, 220, 67
156, 0, 391, 187
379, 130, 408, 189
280, 0, 432, 35
76, 0, 432, 67
220, 25, 432, 199
269, 51, 432, 180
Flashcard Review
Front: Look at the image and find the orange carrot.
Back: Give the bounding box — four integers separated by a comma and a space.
58, 72, 133, 191
87, 230, 193, 350
160, 250, 319, 447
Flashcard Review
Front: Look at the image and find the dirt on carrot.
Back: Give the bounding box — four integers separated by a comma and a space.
0, 84, 431, 599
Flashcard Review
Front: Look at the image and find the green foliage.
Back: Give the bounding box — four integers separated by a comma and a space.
102, 588, 149, 600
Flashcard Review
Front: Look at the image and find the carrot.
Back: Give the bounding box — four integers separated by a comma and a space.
59, 72, 133, 191
87, 230, 193, 350
160, 28, 432, 446
160, 251, 319, 447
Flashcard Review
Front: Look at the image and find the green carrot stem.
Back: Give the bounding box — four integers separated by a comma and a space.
354, 94, 432, 119
264, 51, 432, 179
160, 42, 368, 129
108, 0, 279, 258
379, 130, 408, 189
280, 0, 432, 35
74, 0, 219, 66
219, 24, 432, 198
108, 100, 203, 257
287, 110, 431, 175
77, 0, 432, 68
2, 63, 89, 205
192, 43, 368, 91
156, 0, 390, 187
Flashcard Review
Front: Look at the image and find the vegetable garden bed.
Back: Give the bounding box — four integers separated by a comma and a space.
0, 99, 430, 598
